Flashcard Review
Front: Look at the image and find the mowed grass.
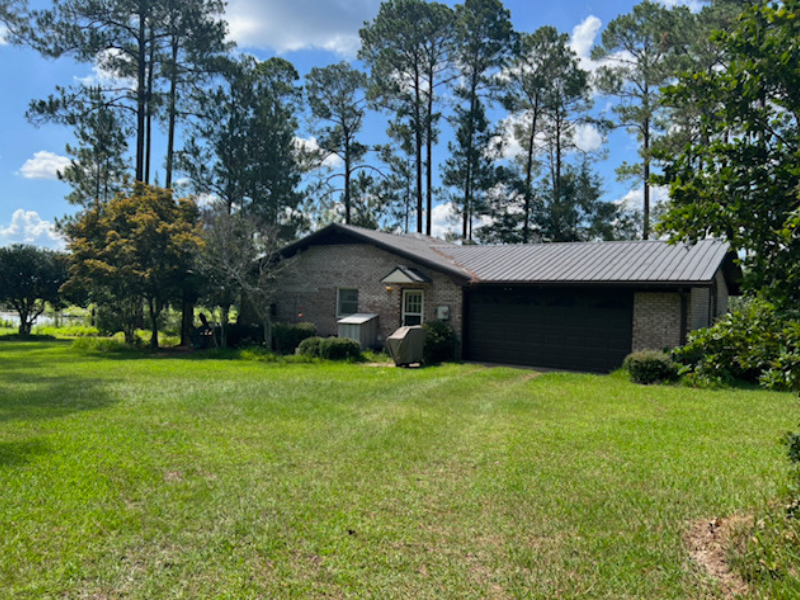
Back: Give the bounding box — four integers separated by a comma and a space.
0, 340, 797, 599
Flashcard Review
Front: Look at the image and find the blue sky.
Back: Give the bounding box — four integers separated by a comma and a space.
0, 0, 697, 248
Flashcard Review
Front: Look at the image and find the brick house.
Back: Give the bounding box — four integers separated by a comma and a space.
274, 223, 740, 372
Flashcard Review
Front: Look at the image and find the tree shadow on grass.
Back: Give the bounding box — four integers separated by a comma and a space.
0, 438, 51, 467
0, 373, 117, 423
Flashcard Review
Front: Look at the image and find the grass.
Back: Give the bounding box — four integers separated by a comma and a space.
0, 340, 798, 599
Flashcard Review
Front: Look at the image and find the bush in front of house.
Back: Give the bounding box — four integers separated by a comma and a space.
422, 320, 457, 364
297, 336, 325, 357
674, 298, 800, 390
296, 336, 361, 360
623, 350, 679, 385
320, 337, 362, 360
272, 322, 317, 354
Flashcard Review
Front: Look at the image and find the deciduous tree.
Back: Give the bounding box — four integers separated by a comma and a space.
656, 0, 800, 306
63, 184, 201, 347
0, 245, 69, 336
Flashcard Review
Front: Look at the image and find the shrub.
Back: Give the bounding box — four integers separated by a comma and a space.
320, 337, 362, 361
33, 325, 100, 337
272, 322, 317, 354
224, 323, 263, 348
95, 304, 128, 336
297, 336, 324, 357
422, 320, 457, 364
72, 337, 139, 353
675, 298, 800, 390
623, 350, 679, 385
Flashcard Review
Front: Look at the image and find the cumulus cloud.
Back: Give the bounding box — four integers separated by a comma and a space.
226, 0, 381, 56
430, 202, 459, 240
18, 151, 70, 180
573, 124, 604, 153
570, 15, 602, 73
0, 209, 65, 249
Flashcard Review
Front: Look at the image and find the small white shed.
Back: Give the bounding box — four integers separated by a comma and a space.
337, 313, 380, 350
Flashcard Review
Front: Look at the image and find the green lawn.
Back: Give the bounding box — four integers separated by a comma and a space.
0, 340, 796, 599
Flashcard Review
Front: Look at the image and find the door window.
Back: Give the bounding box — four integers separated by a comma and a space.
402, 289, 424, 326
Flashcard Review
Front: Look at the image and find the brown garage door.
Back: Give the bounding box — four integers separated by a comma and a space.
466, 287, 633, 372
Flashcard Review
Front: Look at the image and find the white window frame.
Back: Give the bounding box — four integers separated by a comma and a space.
337, 288, 359, 318
402, 289, 424, 326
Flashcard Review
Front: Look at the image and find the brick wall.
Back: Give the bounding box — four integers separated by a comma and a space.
273, 243, 464, 346
632, 292, 682, 351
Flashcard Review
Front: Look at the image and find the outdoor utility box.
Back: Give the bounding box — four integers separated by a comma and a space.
386, 325, 426, 367
337, 313, 380, 350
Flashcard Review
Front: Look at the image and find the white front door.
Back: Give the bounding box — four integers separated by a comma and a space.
402, 289, 424, 326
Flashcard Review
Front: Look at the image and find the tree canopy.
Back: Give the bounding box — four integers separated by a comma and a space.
0, 244, 69, 335
63, 184, 201, 346
656, 0, 800, 306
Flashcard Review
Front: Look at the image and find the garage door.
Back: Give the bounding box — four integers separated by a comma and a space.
466, 287, 633, 372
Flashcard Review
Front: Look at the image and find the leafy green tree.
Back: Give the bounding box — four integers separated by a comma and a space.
63, 184, 201, 347
305, 62, 369, 224
57, 86, 130, 208
179, 57, 303, 237
0, 245, 69, 336
359, 0, 455, 235
445, 0, 513, 242
592, 0, 691, 239
656, 0, 800, 306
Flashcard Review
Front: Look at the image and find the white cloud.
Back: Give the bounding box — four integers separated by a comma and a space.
573, 124, 604, 153
18, 151, 70, 180
0, 25, 8, 46
226, 0, 381, 56
0, 209, 65, 249
615, 185, 670, 211
430, 202, 459, 240
569, 15, 603, 71
294, 136, 344, 169
570, 15, 602, 73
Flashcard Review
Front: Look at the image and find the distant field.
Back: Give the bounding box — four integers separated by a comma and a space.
0, 339, 796, 599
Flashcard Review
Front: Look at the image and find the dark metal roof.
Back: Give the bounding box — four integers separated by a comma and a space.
282, 224, 738, 288
436, 239, 733, 285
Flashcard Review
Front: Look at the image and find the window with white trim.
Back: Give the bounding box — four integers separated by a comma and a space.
402, 289, 424, 326
337, 288, 359, 317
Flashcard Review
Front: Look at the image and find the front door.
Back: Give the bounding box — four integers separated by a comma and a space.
402, 289, 424, 326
